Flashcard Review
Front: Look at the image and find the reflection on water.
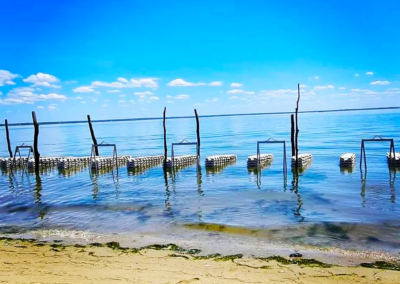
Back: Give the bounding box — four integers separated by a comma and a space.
0, 110, 399, 253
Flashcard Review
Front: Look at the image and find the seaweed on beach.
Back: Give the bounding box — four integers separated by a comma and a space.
89, 242, 104, 247
257, 255, 332, 268
187, 249, 201, 255
105, 241, 120, 250
140, 243, 186, 252
215, 254, 243, 262
360, 261, 400, 271
169, 253, 190, 259
193, 253, 222, 260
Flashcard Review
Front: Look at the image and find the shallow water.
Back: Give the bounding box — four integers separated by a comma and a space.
0, 110, 399, 253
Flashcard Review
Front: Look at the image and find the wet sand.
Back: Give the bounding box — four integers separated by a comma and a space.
1, 238, 399, 284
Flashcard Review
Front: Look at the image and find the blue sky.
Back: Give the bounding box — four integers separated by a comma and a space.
1, 0, 399, 123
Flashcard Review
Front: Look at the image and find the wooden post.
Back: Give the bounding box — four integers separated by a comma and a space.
87, 115, 99, 156
5, 119, 13, 158
194, 109, 200, 158
295, 84, 300, 171
163, 107, 167, 167
32, 111, 40, 174
290, 114, 295, 157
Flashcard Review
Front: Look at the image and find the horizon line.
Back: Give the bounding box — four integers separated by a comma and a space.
1, 106, 400, 127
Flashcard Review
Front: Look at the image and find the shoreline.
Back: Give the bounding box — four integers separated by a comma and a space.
1, 237, 399, 283
2, 225, 400, 267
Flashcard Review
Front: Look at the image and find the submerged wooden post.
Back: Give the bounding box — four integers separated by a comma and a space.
194, 109, 200, 158
290, 114, 295, 157
5, 119, 13, 158
295, 84, 300, 171
87, 115, 99, 156
32, 111, 40, 174
163, 107, 167, 167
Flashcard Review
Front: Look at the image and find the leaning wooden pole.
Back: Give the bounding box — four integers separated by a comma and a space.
194, 109, 200, 158
87, 115, 99, 156
290, 114, 295, 157
295, 84, 300, 171
163, 107, 167, 167
5, 119, 13, 158
31, 111, 40, 174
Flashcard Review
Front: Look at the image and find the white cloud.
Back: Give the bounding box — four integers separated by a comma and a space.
175, 94, 190, 99
314, 85, 334, 90
355, 74, 360, 77
48, 105, 57, 111
259, 89, 298, 98
42, 93, 66, 100
229, 96, 239, 100
314, 76, 319, 80
31, 81, 61, 88
339, 87, 346, 90
0, 70, 20, 86
73, 86, 95, 93
23, 73, 60, 88
134, 91, 154, 96
314, 85, 334, 91
107, 90, 121, 93
366, 71, 374, 75
227, 89, 245, 94
166, 100, 174, 103
118, 77, 129, 83
81, 101, 86, 104
118, 100, 126, 103
92, 78, 158, 89
167, 78, 205, 87
0, 87, 66, 105
102, 104, 108, 108
206, 97, 218, 103
230, 83, 243, 88
209, 81, 223, 86
226, 89, 255, 95
167, 78, 223, 87
299, 84, 307, 88
119, 94, 126, 98
149, 96, 159, 100
92, 99, 98, 102
370, 81, 390, 85
37, 106, 44, 109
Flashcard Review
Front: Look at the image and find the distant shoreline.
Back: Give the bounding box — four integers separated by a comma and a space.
2, 106, 400, 127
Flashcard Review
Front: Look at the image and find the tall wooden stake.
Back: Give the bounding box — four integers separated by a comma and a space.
163, 107, 167, 167
5, 119, 13, 158
194, 109, 200, 158
290, 114, 295, 157
32, 111, 40, 174
87, 115, 99, 156
295, 84, 300, 171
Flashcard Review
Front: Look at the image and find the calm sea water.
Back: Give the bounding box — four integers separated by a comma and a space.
0, 110, 399, 252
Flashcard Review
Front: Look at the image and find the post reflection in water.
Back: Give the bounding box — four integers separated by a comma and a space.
163, 162, 204, 223
163, 167, 174, 219
360, 167, 396, 207
290, 170, 304, 223
196, 163, 203, 222
89, 167, 121, 200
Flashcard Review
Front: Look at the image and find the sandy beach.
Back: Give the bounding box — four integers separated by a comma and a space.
1, 238, 399, 284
